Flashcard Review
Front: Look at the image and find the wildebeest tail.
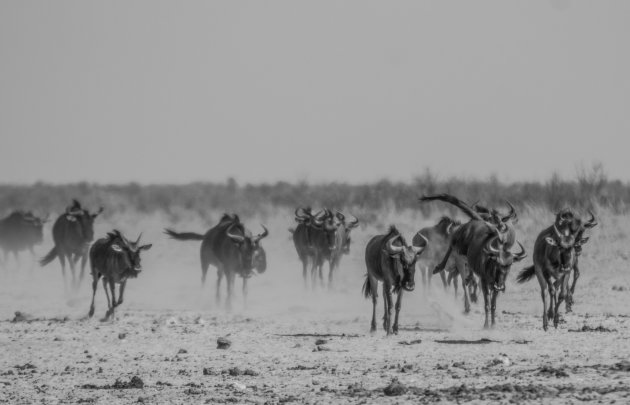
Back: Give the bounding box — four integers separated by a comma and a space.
40, 247, 58, 267
362, 275, 373, 299
163, 229, 204, 241
517, 265, 535, 283
419, 194, 483, 221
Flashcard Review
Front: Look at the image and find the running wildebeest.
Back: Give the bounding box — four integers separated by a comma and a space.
0, 211, 48, 268
517, 209, 596, 330
165, 213, 268, 309
40, 200, 104, 289
414, 217, 478, 312
362, 226, 428, 335
88, 230, 152, 321
328, 211, 359, 287
420, 194, 526, 328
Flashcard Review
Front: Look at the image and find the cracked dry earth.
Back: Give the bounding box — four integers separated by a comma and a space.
1, 215, 629, 404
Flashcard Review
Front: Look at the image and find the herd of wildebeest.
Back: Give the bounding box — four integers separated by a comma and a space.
0, 193, 597, 334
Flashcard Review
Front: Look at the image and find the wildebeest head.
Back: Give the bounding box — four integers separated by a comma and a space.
311, 209, 339, 251
65, 200, 104, 242
384, 229, 428, 292
20, 211, 48, 245
108, 231, 152, 277
335, 211, 359, 254
555, 208, 596, 258
226, 223, 269, 275
473, 201, 518, 233
483, 236, 527, 292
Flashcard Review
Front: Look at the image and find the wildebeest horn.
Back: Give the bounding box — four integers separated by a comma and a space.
346, 213, 359, 228
584, 210, 597, 229
385, 234, 404, 255
313, 210, 325, 219
226, 224, 245, 243
335, 211, 345, 222
412, 233, 428, 252
502, 200, 517, 223
512, 241, 527, 260
484, 236, 501, 255
295, 207, 309, 221
135, 233, 142, 244
255, 225, 269, 241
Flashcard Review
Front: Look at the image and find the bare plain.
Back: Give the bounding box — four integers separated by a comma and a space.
1, 206, 629, 404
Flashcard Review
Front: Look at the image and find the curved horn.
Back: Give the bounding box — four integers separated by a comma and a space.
484, 236, 501, 255
385, 233, 404, 255
313, 210, 325, 219
502, 200, 517, 223
512, 241, 527, 261
294, 207, 309, 221
255, 225, 269, 241
553, 224, 568, 239
584, 210, 597, 229
413, 232, 428, 249
347, 213, 359, 228
226, 223, 245, 243
135, 233, 142, 245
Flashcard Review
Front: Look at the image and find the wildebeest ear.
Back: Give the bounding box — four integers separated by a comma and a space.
66, 215, 77, 222
140, 244, 152, 251
111, 244, 123, 252
544, 237, 557, 247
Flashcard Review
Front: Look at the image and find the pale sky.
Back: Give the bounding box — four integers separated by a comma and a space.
0, 1, 628, 185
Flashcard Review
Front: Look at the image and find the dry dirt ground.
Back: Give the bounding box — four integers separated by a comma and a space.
1, 209, 629, 404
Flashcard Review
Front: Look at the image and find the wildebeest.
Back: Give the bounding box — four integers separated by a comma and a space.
517, 209, 596, 330
362, 226, 428, 335
292, 208, 357, 289
88, 230, 152, 321
40, 200, 104, 289
164, 213, 268, 309
414, 216, 478, 312
420, 194, 526, 328
0, 211, 48, 268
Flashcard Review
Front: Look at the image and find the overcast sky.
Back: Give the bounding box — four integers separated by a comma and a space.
0, 1, 628, 185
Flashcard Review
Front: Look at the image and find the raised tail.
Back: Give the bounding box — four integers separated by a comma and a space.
163, 229, 204, 241
362, 275, 373, 299
40, 247, 58, 267
419, 194, 483, 221
517, 265, 536, 284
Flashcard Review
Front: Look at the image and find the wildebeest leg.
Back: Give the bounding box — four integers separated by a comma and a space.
107, 280, 117, 321
327, 259, 336, 290
536, 272, 549, 331
439, 270, 447, 290
460, 267, 471, 314
566, 260, 579, 313
117, 281, 126, 306
420, 264, 427, 290
392, 290, 403, 335
12, 250, 20, 270
79, 253, 88, 287
88, 273, 100, 318
215, 268, 223, 305
58, 253, 68, 291
383, 283, 393, 335
301, 257, 309, 289
369, 276, 378, 333
242, 277, 248, 307
546, 277, 556, 323
490, 290, 498, 327
102, 278, 111, 317
310, 255, 318, 290
482, 282, 491, 329
554, 276, 568, 328
450, 270, 458, 298
68, 253, 79, 290
225, 272, 235, 311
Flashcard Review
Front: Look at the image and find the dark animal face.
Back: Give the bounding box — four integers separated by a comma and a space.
484, 238, 526, 292
111, 235, 152, 276
385, 232, 428, 292
22, 213, 46, 244
227, 224, 269, 274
